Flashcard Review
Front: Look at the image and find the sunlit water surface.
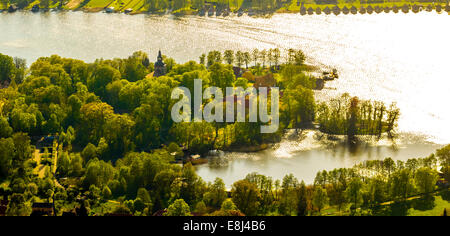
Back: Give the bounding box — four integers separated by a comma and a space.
1, 11, 449, 185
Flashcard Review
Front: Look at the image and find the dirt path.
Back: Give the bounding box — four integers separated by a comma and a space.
33, 149, 48, 178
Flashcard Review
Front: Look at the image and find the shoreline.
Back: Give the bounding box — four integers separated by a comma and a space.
192, 128, 444, 166
1, 3, 449, 16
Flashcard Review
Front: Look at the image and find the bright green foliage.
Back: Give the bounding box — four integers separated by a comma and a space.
231, 180, 261, 216
164, 199, 192, 216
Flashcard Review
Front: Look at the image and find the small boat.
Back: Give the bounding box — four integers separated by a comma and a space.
359, 6, 366, 14
392, 5, 399, 13
374, 6, 382, 14
332, 6, 341, 15
222, 8, 230, 17
322, 69, 339, 81
208, 7, 214, 16
315, 7, 322, 15
198, 8, 205, 16
237, 10, 243, 17
401, 4, 409, 13
342, 6, 349, 15
105, 7, 114, 13
300, 6, 306, 15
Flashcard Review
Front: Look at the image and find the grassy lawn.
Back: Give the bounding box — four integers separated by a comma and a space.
84, 0, 114, 10
89, 200, 120, 216
408, 195, 450, 216
125, 0, 145, 11
319, 190, 450, 216
109, 0, 133, 11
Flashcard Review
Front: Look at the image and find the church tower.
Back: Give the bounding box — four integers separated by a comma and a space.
154, 50, 166, 77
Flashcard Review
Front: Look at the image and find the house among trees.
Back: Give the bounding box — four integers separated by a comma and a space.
31, 202, 54, 216
8, 5, 17, 13
0, 80, 9, 89
232, 66, 245, 78
36, 136, 58, 153
0, 199, 8, 216
253, 73, 276, 89
153, 50, 166, 77
105, 7, 115, 13
31, 5, 40, 12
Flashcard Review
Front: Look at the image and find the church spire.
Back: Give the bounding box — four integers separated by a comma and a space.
158, 50, 162, 60
154, 50, 166, 77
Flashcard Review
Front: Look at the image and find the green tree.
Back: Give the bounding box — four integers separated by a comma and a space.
221, 199, 238, 211
224, 50, 235, 65
195, 201, 207, 214
243, 52, 250, 69
279, 174, 298, 216
345, 177, 364, 211
178, 162, 206, 205
312, 186, 328, 214
207, 51, 222, 67
272, 48, 281, 68
0, 117, 13, 138
0, 137, 14, 179
252, 49, 259, 67
199, 54, 206, 66
102, 186, 112, 199
40, 0, 50, 8
203, 178, 227, 209
235, 51, 244, 68
0, 53, 15, 85
88, 65, 121, 99
366, 177, 386, 207
209, 63, 235, 91
79, 102, 114, 145
414, 167, 438, 196
231, 180, 261, 216
297, 181, 308, 216
436, 145, 450, 167
164, 199, 192, 216
6, 193, 32, 216
137, 188, 152, 205
389, 169, 415, 202
13, 57, 27, 84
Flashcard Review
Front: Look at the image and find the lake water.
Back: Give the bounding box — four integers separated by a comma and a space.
1, 11, 449, 185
